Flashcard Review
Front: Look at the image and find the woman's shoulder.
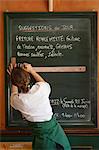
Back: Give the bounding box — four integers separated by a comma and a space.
29, 81, 51, 95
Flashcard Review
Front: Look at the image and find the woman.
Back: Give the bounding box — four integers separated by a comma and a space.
7, 62, 71, 150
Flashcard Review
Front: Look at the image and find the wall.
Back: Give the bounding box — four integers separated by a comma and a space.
0, 0, 99, 134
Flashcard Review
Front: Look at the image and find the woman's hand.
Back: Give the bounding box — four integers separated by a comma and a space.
22, 63, 35, 73
7, 63, 17, 76
22, 63, 45, 82
7, 57, 17, 76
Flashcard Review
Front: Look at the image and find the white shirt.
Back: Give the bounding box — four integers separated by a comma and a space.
11, 82, 53, 122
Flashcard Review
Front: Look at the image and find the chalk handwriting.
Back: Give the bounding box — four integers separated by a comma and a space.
50, 97, 90, 109
18, 24, 74, 32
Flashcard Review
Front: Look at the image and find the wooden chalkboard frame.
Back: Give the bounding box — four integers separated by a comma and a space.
4, 12, 97, 128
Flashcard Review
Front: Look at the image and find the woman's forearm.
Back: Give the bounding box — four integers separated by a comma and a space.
30, 68, 45, 82
11, 85, 18, 93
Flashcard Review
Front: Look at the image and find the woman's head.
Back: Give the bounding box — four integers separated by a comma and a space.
11, 67, 30, 93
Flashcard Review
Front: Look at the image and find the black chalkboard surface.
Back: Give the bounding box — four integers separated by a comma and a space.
4, 12, 97, 127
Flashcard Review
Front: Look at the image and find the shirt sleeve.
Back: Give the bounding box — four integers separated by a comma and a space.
30, 82, 51, 96
10, 92, 24, 110
37, 82, 51, 95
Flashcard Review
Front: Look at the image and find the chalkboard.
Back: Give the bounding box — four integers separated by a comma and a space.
4, 12, 97, 127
